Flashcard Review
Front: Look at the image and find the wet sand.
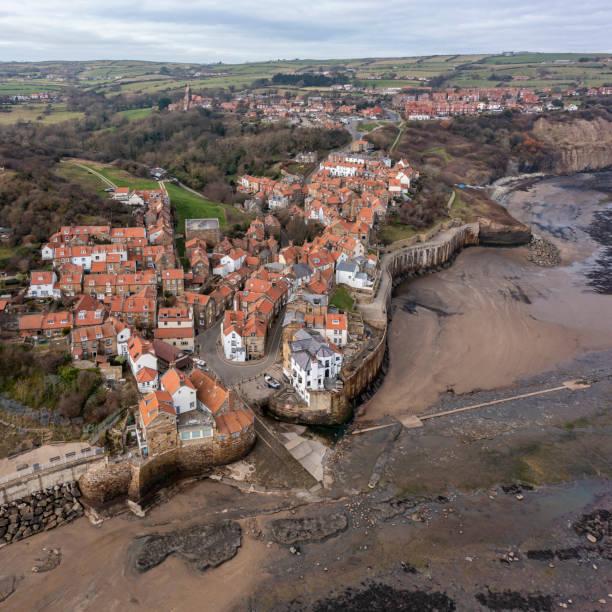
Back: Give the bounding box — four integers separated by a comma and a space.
363, 173, 612, 419
0, 480, 290, 611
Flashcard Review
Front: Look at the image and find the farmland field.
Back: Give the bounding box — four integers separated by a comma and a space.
118, 107, 155, 121
0, 104, 84, 125
1, 54, 610, 108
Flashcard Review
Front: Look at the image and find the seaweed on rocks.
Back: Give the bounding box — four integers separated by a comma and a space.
585, 209, 612, 293
313, 582, 455, 611
573, 508, 611, 541
269, 512, 348, 545
475, 588, 553, 611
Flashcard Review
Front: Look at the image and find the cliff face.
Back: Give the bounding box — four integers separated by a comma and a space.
532, 117, 612, 174
477, 216, 532, 245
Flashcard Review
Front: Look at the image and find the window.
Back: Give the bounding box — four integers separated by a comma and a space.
180, 432, 190, 441
191, 430, 202, 439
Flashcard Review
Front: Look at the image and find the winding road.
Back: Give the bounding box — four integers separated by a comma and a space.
195, 313, 285, 386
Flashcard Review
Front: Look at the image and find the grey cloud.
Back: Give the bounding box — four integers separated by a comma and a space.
0, 0, 610, 62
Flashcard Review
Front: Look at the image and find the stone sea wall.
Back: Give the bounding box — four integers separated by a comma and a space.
79, 426, 256, 505
0, 482, 83, 546
387, 223, 480, 281
269, 223, 482, 425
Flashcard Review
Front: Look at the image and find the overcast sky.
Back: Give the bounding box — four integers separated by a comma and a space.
1, 0, 611, 63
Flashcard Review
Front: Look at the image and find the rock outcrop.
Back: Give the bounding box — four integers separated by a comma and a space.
269, 512, 348, 544
477, 215, 532, 245
130, 520, 242, 573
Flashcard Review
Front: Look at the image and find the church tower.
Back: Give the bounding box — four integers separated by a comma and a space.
184, 85, 191, 111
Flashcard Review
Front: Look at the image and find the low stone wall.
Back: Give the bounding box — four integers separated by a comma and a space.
78, 426, 256, 505
0, 482, 83, 546
0, 457, 105, 504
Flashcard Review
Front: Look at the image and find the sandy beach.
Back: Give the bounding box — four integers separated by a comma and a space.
362, 173, 612, 419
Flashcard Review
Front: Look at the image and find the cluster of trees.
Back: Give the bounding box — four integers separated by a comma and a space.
1, 105, 349, 205
0, 144, 132, 269
277, 209, 324, 245
397, 175, 449, 229
0, 342, 136, 424
489, 73, 514, 82
271, 72, 350, 87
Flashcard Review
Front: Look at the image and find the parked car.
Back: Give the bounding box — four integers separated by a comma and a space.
264, 374, 281, 389
104, 187, 115, 192
193, 358, 207, 370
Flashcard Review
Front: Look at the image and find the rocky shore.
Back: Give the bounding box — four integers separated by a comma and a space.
129, 520, 242, 573
0, 482, 83, 546
527, 235, 561, 266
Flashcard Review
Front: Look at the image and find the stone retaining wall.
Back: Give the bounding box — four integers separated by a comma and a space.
78, 426, 256, 505
0, 457, 105, 504
388, 223, 480, 280
0, 482, 83, 546
268, 326, 387, 425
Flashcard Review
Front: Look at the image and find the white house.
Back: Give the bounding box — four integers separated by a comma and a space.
113, 187, 130, 201
128, 192, 145, 207
395, 170, 412, 191
160, 368, 197, 415
127, 335, 158, 378
27, 271, 60, 299
324, 313, 348, 348
212, 250, 247, 277
286, 329, 343, 405
335, 261, 373, 289
41, 243, 54, 260
108, 317, 132, 356
221, 322, 246, 362
70, 246, 92, 271
136, 367, 159, 394
268, 195, 289, 210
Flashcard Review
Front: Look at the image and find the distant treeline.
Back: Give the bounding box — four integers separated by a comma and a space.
271, 72, 350, 87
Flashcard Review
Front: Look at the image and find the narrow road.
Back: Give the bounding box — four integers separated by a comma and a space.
60, 160, 117, 189
195, 313, 285, 386
389, 123, 405, 152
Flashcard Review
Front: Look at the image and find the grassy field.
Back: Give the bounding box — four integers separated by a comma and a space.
0, 104, 84, 125
449, 190, 472, 222
78, 162, 158, 190
0, 82, 67, 95
166, 183, 228, 233
379, 221, 417, 244
358, 121, 387, 132
421, 146, 454, 162
55, 162, 111, 196
330, 286, 355, 312
118, 107, 155, 121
